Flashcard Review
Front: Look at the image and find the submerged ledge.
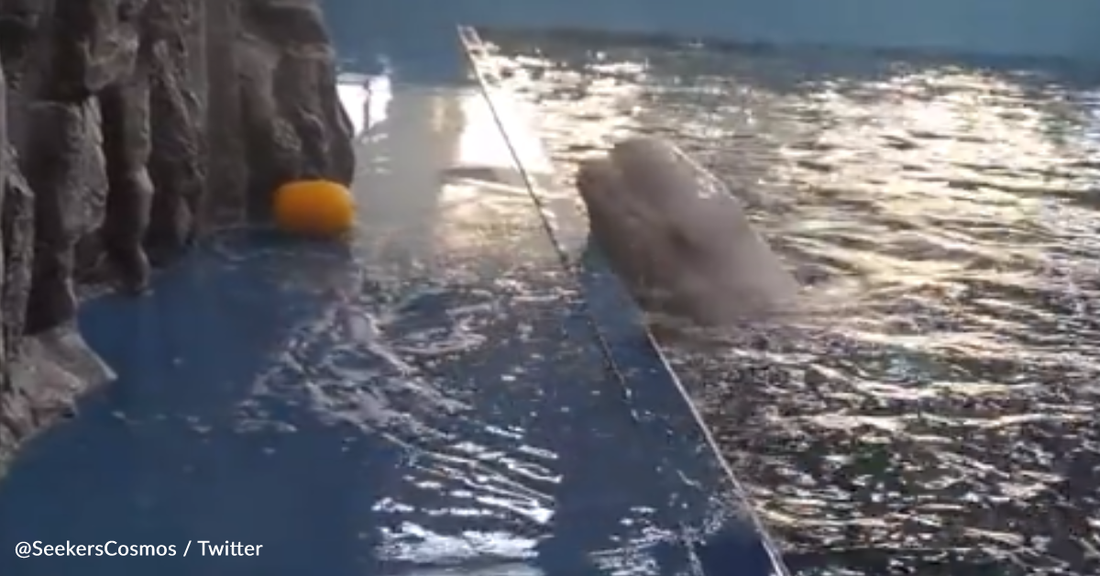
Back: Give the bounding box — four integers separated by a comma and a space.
0, 0, 354, 474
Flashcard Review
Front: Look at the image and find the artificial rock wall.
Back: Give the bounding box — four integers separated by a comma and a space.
0, 0, 355, 472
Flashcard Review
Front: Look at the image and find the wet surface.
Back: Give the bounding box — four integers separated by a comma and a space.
468, 29, 1100, 576
0, 71, 779, 575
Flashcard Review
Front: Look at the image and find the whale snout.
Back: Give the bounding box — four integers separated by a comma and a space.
576, 156, 619, 203
575, 137, 797, 327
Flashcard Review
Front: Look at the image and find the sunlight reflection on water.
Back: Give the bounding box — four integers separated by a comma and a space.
471, 30, 1100, 576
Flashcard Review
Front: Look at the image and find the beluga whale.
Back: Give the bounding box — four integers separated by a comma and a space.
576, 137, 799, 330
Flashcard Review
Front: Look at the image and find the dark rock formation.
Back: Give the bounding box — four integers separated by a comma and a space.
0, 0, 355, 474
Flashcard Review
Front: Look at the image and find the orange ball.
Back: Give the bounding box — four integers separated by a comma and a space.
272, 179, 356, 237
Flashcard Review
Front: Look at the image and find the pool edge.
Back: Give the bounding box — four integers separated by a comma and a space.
456, 24, 792, 576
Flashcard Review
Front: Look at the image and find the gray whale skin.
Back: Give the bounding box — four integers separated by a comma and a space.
576, 137, 798, 327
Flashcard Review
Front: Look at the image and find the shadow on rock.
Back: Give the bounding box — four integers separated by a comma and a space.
0, 0, 354, 474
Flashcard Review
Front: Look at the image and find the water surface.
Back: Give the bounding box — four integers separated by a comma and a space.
0, 72, 776, 576
471, 30, 1100, 576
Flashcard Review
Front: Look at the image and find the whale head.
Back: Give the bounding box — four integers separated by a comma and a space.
576, 137, 798, 328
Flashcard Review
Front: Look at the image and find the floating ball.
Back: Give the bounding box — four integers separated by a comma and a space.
272, 179, 356, 238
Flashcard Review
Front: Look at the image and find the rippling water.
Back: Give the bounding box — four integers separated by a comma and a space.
472, 30, 1100, 575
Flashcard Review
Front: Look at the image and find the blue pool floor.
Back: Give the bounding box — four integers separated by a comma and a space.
0, 33, 784, 576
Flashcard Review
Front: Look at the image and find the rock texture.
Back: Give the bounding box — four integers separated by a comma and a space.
0, 0, 355, 473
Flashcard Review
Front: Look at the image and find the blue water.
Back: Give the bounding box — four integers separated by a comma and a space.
0, 13, 780, 575
472, 28, 1100, 576
6, 1, 1099, 574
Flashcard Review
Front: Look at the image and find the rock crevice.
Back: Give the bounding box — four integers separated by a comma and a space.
0, 0, 354, 472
